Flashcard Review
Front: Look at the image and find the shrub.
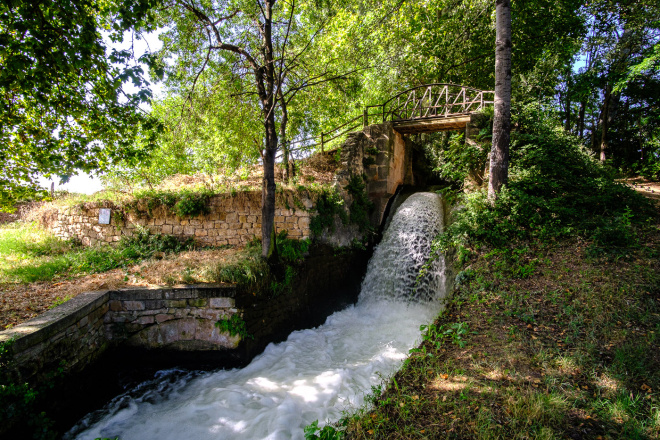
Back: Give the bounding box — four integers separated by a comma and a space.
276, 230, 310, 264
0, 340, 58, 439
126, 188, 213, 218
435, 113, 655, 254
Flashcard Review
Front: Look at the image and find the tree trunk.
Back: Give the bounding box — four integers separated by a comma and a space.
578, 100, 586, 139
488, 0, 512, 201
599, 83, 611, 162
591, 113, 598, 153
564, 92, 571, 132
261, 118, 278, 260
259, 0, 278, 260
279, 95, 290, 182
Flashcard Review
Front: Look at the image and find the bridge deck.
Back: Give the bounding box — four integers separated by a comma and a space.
392, 115, 472, 134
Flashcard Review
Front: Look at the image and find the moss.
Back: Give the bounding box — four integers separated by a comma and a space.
215, 314, 253, 339
309, 188, 347, 237
345, 175, 373, 233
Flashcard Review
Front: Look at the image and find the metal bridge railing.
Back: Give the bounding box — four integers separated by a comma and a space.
278, 83, 494, 156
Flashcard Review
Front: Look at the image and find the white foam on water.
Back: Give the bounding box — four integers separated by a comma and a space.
68, 192, 447, 440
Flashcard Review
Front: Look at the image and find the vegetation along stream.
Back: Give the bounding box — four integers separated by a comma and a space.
65, 192, 449, 440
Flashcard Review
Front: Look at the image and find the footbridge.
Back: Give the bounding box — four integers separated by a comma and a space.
287, 84, 494, 245
285, 83, 494, 153
367, 83, 494, 135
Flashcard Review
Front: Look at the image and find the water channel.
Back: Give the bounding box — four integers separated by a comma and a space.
67, 192, 448, 440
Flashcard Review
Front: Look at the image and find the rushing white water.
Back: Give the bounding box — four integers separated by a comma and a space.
68, 192, 447, 440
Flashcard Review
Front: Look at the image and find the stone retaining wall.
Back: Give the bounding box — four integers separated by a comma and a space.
38, 190, 313, 247
0, 285, 238, 385
106, 288, 239, 351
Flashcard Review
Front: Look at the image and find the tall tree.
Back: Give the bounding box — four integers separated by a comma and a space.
488, 0, 512, 200
154, 0, 357, 258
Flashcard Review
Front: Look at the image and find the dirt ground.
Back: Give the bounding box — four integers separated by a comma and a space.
0, 247, 240, 330
623, 177, 660, 203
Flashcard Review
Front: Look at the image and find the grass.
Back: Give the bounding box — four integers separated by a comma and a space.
0, 222, 194, 285
337, 225, 660, 439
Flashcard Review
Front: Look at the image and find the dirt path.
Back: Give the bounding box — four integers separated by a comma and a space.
623, 177, 660, 203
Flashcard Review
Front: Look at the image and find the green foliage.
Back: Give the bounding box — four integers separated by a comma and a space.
0, 340, 58, 439
271, 231, 309, 296
215, 314, 253, 340
125, 188, 213, 218
432, 110, 493, 185
307, 175, 373, 237
212, 240, 268, 289
276, 230, 310, 264
345, 175, 373, 233
310, 189, 346, 237
304, 420, 344, 440
416, 322, 470, 351
102, 93, 263, 190
173, 191, 212, 217
271, 265, 297, 297
0, 222, 72, 258
210, 232, 309, 298
434, 113, 655, 255
0, 0, 161, 211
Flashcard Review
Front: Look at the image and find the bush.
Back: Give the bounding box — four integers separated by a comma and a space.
435, 112, 655, 253
126, 188, 213, 218
276, 230, 310, 264
0, 340, 58, 439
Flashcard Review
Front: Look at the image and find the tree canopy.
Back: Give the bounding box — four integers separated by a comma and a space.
3, 0, 659, 211
0, 0, 161, 209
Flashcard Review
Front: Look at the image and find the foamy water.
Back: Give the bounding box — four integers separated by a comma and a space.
67, 193, 447, 440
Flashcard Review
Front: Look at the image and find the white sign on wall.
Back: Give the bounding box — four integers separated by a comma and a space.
99, 208, 111, 225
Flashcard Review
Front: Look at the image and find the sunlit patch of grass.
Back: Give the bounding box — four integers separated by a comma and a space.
0, 221, 71, 258
0, 222, 75, 283
507, 391, 568, 430
0, 222, 194, 284
595, 372, 622, 397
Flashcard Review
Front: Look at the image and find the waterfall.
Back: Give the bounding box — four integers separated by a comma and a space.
361, 192, 446, 303
67, 192, 448, 440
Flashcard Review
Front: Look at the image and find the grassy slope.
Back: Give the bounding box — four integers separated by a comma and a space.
0, 222, 196, 285
344, 226, 660, 439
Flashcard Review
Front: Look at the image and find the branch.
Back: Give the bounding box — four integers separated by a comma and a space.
185, 30, 214, 114
284, 67, 366, 96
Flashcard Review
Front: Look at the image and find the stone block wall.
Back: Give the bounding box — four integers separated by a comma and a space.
333, 122, 414, 236
38, 190, 313, 247
106, 288, 240, 351
1, 291, 110, 384
0, 286, 238, 386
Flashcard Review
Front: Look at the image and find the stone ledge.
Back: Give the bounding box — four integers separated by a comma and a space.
108, 284, 236, 301
0, 290, 109, 352
0, 284, 239, 374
